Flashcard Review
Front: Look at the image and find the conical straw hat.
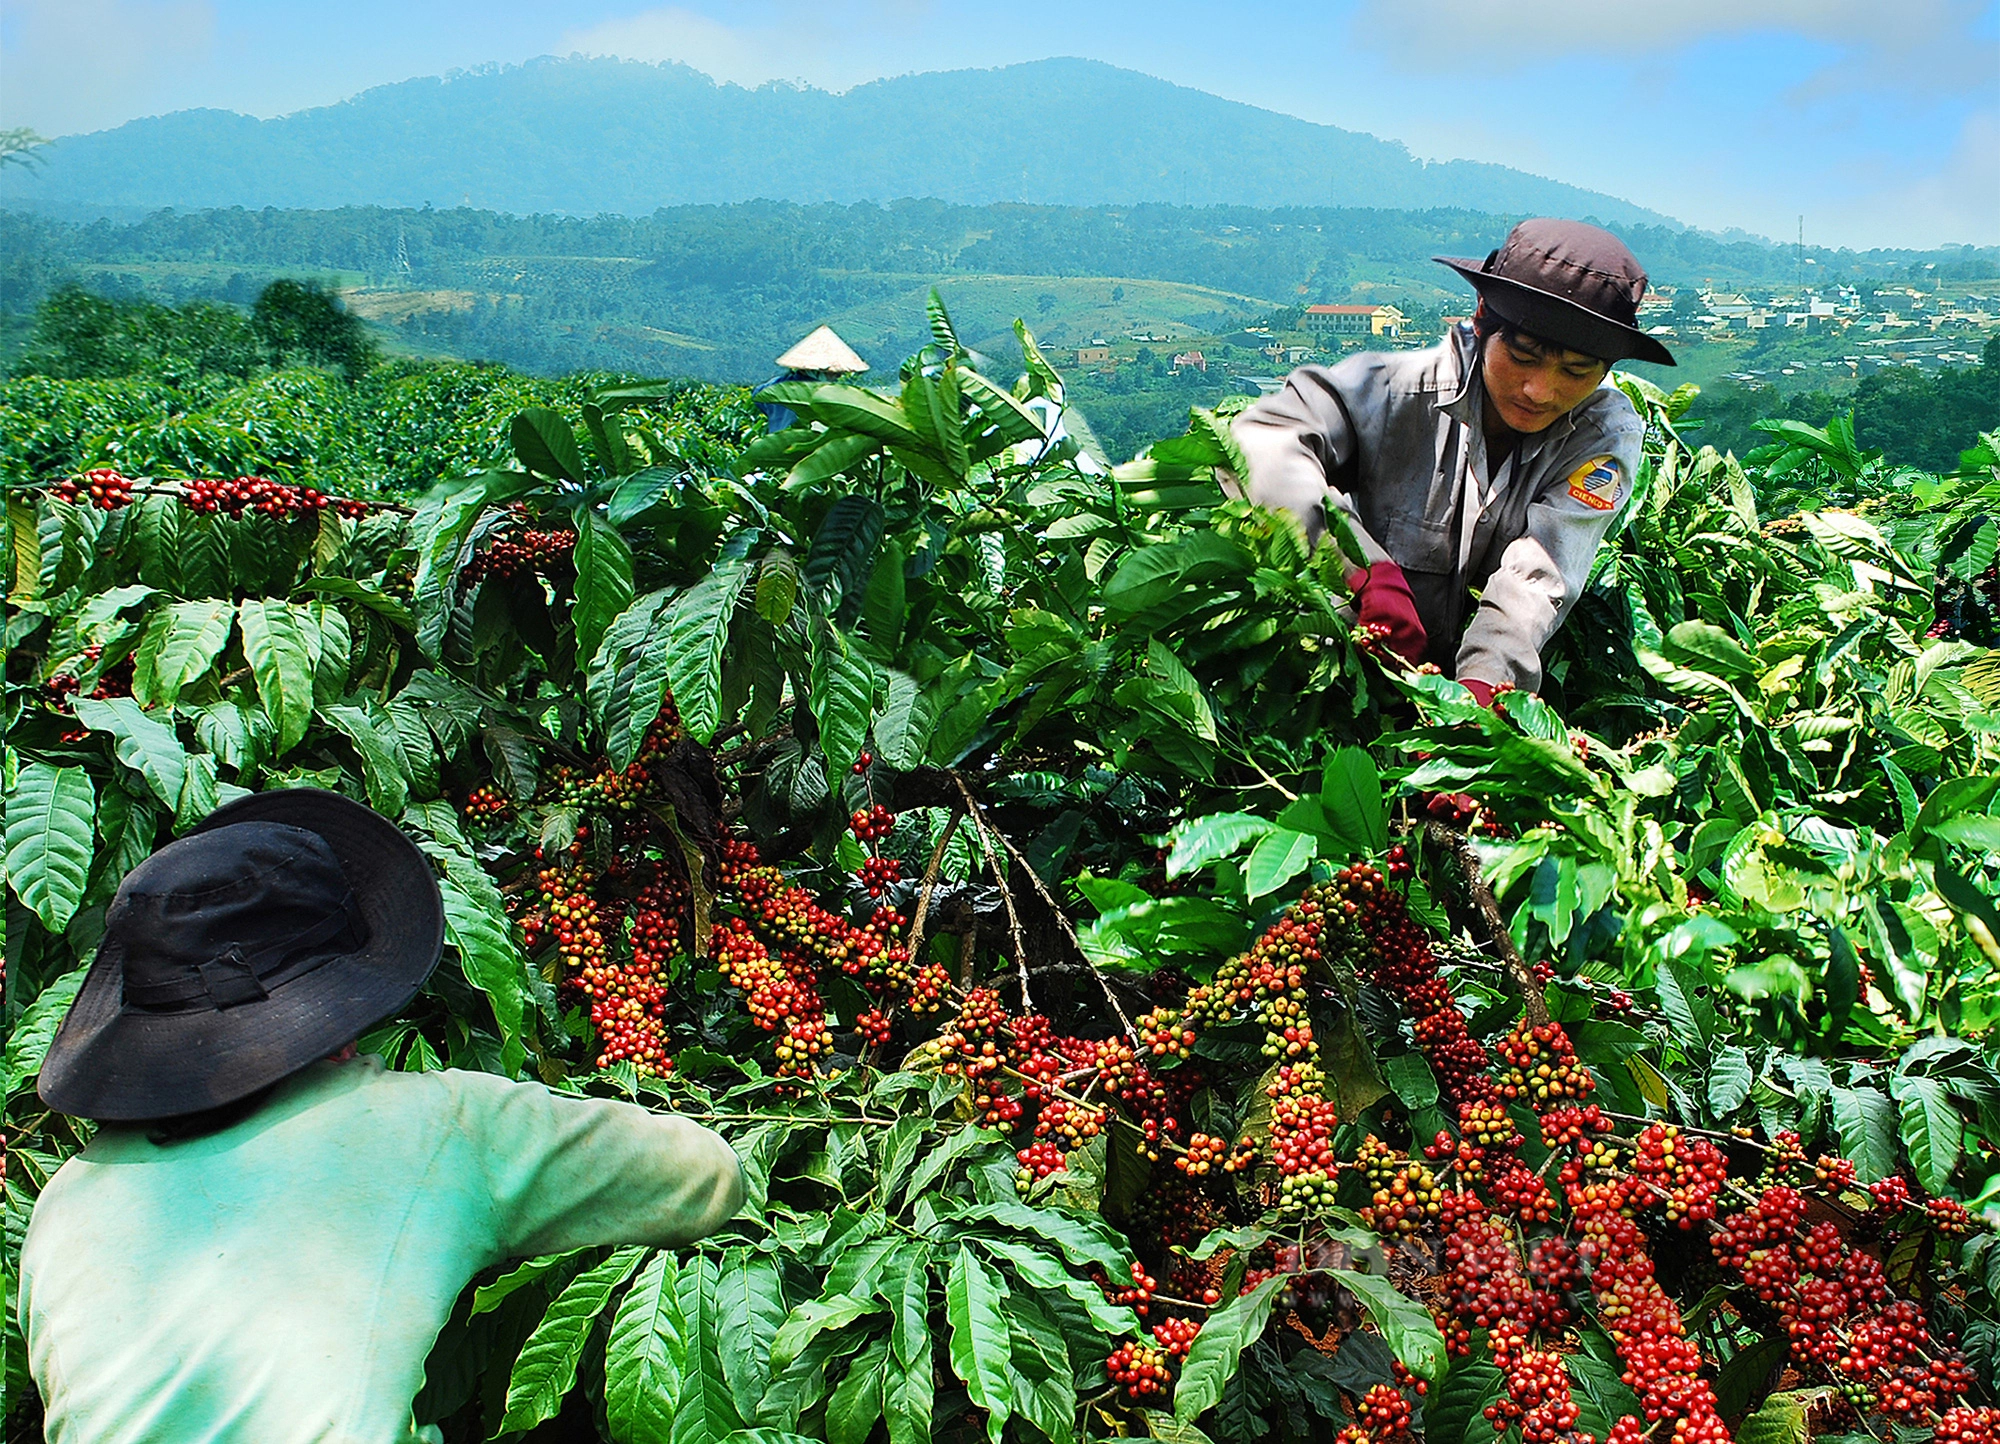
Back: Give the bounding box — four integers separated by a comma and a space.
775, 325, 869, 374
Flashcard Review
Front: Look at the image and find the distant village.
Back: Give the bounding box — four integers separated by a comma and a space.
1060, 283, 1997, 394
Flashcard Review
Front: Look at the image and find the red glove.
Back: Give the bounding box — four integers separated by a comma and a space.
1348, 561, 1427, 667
1460, 678, 1498, 708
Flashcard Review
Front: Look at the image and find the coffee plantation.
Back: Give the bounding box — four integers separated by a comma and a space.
6, 295, 2000, 1444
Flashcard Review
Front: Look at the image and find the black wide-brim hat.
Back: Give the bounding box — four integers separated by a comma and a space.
1436, 217, 1676, 367
38, 788, 444, 1122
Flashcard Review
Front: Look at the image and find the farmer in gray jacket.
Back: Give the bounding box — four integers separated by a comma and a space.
1233, 218, 1675, 701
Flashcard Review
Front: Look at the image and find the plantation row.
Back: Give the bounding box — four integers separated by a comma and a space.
5, 298, 2000, 1443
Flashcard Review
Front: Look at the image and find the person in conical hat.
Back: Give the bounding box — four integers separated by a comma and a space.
1232, 217, 1675, 703
19, 788, 742, 1443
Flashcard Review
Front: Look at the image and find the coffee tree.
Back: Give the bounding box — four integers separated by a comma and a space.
6, 295, 2000, 1444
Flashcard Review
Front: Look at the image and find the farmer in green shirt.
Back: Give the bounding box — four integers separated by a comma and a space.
20, 788, 744, 1444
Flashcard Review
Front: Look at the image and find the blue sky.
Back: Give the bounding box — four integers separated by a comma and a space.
1, 0, 1994, 249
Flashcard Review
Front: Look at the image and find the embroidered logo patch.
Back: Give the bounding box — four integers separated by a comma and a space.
1566, 455, 1620, 511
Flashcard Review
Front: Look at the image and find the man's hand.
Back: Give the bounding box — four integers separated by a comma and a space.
1349, 561, 1427, 667
1460, 678, 1497, 708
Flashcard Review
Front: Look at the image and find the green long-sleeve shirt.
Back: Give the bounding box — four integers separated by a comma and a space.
19, 1055, 744, 1443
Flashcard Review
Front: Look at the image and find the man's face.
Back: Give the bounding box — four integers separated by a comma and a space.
1479, 327, 1609, 434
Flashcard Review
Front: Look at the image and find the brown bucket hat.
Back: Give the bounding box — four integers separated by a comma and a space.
37, 788, 443, 1122
1436, 218, 1676, 367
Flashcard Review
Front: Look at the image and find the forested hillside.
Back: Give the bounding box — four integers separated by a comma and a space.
7, 203, 1992, 463
0, 57, 1677, 222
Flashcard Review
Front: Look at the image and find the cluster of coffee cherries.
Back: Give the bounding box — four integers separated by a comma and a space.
1496, 1021, 1595, 1106
1710, 1181, 1983, 1420
707, 829, 963, 1078
43, 645, 134, 740
1014, 1139, 1068, 1195
711, 916, 833, 1081
1105, 1339, 1173, 1398
462, 524, 579, 582
1312, 867, 1494, 1104
179, 474, 369, 519
849, 804, 896, 844
462, 785, 511, 822
1335, 1368, 1425, 1444
49, 468, 133, 511
526, 860, 680, 1075
1356, 1134, 1442, 1236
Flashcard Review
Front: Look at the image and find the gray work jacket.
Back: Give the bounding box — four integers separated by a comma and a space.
1231, 324, 1642, 693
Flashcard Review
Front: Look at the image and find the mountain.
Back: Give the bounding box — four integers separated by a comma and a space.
0, 56, 1678, 227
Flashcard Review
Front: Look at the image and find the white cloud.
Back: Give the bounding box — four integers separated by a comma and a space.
1349, 0, 1982, 66
557, 3, 934, 92
0, 0, 215, 135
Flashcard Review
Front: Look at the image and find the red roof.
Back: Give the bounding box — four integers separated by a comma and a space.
1305, 304, 1386, 315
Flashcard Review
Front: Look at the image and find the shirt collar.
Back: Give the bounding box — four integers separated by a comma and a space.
1440, 323, 1480, 423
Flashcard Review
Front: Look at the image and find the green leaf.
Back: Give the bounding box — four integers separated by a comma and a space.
438, 872, 529, 1074
803, 495, 887, 608
237, 598, 317, 753
674, 1253, 746, 1444
72, 697, 187, 814
947, 1200, 1133, 1273
1175, 1276, 1285, 1421
1653, 957, 1716, 1052
473, 1250, 586, 1314
1005, 1296, 1075, 1444
1335, 1268, 1446, 1381
573, 507, 637, 668
294, 576, 417, 633
826, 1335, 890, 1444
588, 590, 678, 769
1733, 1392, 1810, 1444
665, 560, 752, 743
6, 968, 88, 1094
1320, 747, 1387, 854
513, 407, 590, 483
321, 701, 411, 816
884, 1263, 936, 1444
5, 763, 96, 932
1422, 1358, 1504, 1444
1831, 1085, 1902, 1185
1889, 1073, 1961, 1195
1143, 1414, 1216, 1444
131, 599, 234, 710
975, 1237, 1136, 1334
1382, 1053, 1439, 1112
1712, 1334, 1789, 1423
874, 669, 936, 771
1243, 827, 1316, 901
945, 1245, 1014, 1444
885, 1333, 936, 1444
609, 465, 681, 525
1929, 815, 2000, 852
811, 626, 876, 775
1566, 1350, 1644, 1442
500, 1245, 647, 1434
1662, 620, 1759, 680
1166, 812, 1275, 878
715, 1251, 789, 1424
607, 1250, 687, 1444
770, 1295, 886, 1372
787, 431, 880, 489
1708, 1046, 1754, 1117
862, 539, 907, 651
755, 548, 801, 624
